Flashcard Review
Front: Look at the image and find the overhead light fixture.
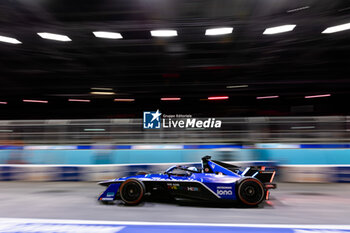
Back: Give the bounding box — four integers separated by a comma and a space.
114, 98, 135, 102
68, 99, 90, 102
90, 91, 115, 95
84, 129, 105, 132
91, 87, 113, 91
161, 97, 181, 101
0, 102, 7, 104
226, 85, 248, 89
37, 32, 71, 42
256, 95, 279, 99
287, 6, 309, 13
93, 31, 123, 39
305, 94, 331, 99
205, 27, 233, 36
23, 99, 48, 103
0, 129, 13, 133
291, 126, 315, 129
208, 96, 229, 100
322, 23, 350, 34
0, 35, 22, 44
263, 25, 296, 35
150, 30, 177, 37
338, 7, 350, 12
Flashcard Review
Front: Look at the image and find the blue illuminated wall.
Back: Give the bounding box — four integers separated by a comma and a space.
0, 149, 253, 165
0, 146, 349, 165
255, 149, 350, 165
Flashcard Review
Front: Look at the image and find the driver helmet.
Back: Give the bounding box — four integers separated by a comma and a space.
187, 167, 198, 172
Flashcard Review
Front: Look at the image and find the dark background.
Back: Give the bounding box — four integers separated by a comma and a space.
0, 0, 349, 119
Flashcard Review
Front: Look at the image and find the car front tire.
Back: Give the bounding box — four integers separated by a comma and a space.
119, 179, 145, 205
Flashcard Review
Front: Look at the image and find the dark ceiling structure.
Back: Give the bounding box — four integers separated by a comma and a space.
0, 0, 349, 119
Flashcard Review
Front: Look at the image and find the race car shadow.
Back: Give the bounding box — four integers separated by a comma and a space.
175, 199, 266, 208
98, 196, 276, 209
146, 197, 275, 209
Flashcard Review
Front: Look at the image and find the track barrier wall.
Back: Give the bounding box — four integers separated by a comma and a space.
0, 145, 349, 182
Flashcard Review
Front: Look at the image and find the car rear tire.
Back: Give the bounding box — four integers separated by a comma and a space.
237, 177, 264, 206
119, 179, 145, 205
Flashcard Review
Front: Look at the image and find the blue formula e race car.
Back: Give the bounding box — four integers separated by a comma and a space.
98, 156, 276, 206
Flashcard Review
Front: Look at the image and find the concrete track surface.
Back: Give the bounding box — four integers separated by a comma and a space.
0, 182, 349, 224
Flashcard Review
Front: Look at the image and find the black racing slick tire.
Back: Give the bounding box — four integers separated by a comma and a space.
237, 177, 265, 206
119, 179, 145, 205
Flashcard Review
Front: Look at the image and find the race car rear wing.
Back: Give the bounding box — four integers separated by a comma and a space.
241, 165, 276, 188
202, 156, 276, 189
202, 156, 240, 176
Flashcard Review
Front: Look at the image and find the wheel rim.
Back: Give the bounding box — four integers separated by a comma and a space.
238, 179, 264, 205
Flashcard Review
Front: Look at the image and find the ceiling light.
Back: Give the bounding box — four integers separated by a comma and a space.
256, 95, 279, 99
0, 130, 13, 133
305, 94, 331, 99
291, 126, 315, 129
84, 129, 105, 132
205, 27, 233, 36
287, 6, 309, 13
23, 99, 48, 103
226, 85, 248, 89
208, 96, 229, 100
93, 31, 123, 39
37, 32, 71, 42
90, 92, 116, 95
161, 97, 181, 101
151, 30, 177, 37
0, 102, 7, 104
68, 99, 90, 102
114, 98, 135, 102
0, 35, 22, 44
322, 23, 350, 34
263, 25, 296, 34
